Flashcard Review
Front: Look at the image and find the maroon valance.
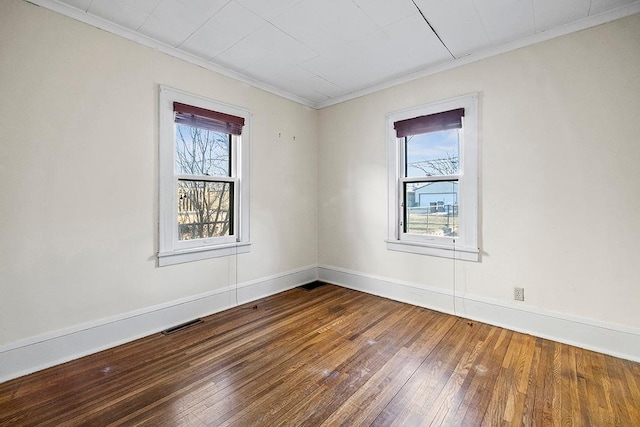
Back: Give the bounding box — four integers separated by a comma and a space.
174, 102, 245, 135
394, 108, 464, 138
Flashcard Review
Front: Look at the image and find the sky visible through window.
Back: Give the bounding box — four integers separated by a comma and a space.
175, 124, 230, 177
405, 129, 460, 177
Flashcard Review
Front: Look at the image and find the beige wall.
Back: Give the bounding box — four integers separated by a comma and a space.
0, 0, 317, 344
318, 13, 640, 328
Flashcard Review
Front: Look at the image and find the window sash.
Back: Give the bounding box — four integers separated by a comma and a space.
177, 175, 235, 182
399, 186, 459, 244
399, 179, 460, 239
172, 133, 239, 250
173, 179, 238, 249
174, 126, 232, 178
177, 180, 234, 241
399, 133, 461, 244
399, 175, 460, 184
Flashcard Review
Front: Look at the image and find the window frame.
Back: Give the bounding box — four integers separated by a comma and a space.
158, 85, 250, 266
386, 93, 479, 261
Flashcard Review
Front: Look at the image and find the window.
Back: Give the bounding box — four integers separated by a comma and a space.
386, 94, 478, 261
158, 86, 250, 266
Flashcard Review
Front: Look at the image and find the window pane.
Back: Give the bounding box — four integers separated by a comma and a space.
405, 181, 458, 237
178, 180, 233, 240
175, 124, 231, 176
405, 129, 460, 177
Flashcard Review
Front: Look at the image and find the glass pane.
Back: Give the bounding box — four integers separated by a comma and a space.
405, 181, 458, 237
175, 124, 231, 176
178, 180, 233, 240
405, 129, 460, 177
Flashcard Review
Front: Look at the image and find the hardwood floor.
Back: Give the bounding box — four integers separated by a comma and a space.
1, 284, 639, 426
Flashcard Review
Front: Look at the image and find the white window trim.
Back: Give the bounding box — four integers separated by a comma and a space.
158, 85, 251, 266
386, 93, 479, 261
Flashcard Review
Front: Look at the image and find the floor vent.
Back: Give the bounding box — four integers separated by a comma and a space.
161, 319, 203, 335
298, 281, 327, 291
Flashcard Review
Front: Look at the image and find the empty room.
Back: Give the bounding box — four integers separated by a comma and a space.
1, 0, 640, 425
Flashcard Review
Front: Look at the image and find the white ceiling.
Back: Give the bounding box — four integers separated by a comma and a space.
37, 0, 640, 108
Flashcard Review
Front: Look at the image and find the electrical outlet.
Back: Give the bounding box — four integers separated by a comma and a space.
514, 287, 525, 301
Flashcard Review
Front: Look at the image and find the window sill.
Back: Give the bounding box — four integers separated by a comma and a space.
386, 240, 479, 262
158, 242, 251, 267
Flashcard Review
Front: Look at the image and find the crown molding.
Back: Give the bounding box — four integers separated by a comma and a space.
26, 0, 640, 110
25, 0, 318, 108
315, 2, 640, 109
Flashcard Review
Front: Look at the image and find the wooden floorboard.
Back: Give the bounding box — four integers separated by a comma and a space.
1, 284, 639, 426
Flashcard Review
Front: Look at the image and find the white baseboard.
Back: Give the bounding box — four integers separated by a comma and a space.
318, 264, 640, 363
0, 265, 318, 383
4, 263, 638, 383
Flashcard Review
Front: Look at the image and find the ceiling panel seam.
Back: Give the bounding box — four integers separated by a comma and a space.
134, 0, 162, 32
410, 0, 455, 59
176, 0, 234, 50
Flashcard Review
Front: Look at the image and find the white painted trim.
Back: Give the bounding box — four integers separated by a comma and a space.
317, 264, 640, 363
27, 0, 640, 110
316, 3, 640, 109
0, 265, 318, 383
385, 240, 479, 262
158, 242, 251, 266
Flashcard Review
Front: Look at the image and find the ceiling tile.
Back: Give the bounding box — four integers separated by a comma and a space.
242, 55, 293, 80
338, 64, 407, 92
301, 92, 332, 105
300, 31, 405, 91
589, 0, 636, 15
214, 24, 317, 71
413, 0, 490, 57
60, 0, 92, 11
250, 64, 342, 100
301, 13, 453, 94
277, 0, 379, 45
271, 9, 346, 56
242, 60, 326, 103
473, 0, 535, 45
179, 1, 266, 60
137, 0, 228, 47
352, 0, 418, 27
240, 24, 318, 65
213, 39, 272, 72
383, 13, 453, 65
87, 0, 161, 30
298, 74, 344, 99
234, 0, 304, 21
533, 0, 591, 31
298, 49, 353, 88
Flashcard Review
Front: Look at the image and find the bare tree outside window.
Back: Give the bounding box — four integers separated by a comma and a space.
405, 130, 460, 177
407, 153, 459, 176
175, 124, 232, 240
